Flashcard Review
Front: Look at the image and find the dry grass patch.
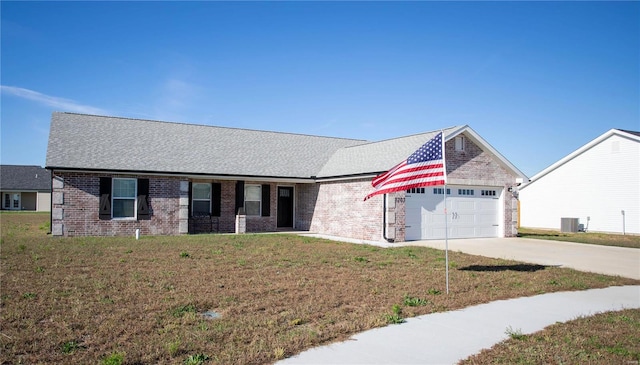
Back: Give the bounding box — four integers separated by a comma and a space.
1, 212, 638, 364
518, 227, 640, 249
460, 308, 640, 364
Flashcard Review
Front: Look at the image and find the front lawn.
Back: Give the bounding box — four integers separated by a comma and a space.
1, 212, 637, 364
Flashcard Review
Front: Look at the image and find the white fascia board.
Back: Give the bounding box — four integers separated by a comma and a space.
48, 168, 315, 184
315, 174, 378, 183
446, 125, 529, 182
523, 129, 640, 188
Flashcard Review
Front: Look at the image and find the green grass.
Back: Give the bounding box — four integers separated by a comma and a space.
518, 227, 640, 249
461, 309, 640, 364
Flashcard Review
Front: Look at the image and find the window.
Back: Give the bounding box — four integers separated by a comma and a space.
192, 183, 211, 216
481, 190, 496, 196
112, 178, 136, 218
433, 188, 451, 195
406, 188, 425, 194
455, 136, 465, 151
244, 185, 261, 216
458, 189, 474, 196
3, 193, 20, 210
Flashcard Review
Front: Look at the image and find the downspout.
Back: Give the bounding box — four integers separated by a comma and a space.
382, 194, 394, 243
47, 169, 52, 235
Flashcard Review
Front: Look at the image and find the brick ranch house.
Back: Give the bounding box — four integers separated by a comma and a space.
46, 112, 527, 242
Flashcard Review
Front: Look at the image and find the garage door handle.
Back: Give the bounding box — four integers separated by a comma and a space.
406, 226, 412, 228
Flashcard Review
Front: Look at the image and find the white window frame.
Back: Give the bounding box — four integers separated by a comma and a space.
244, 184, 262, 216
112, 178, 137, 219
3, 192, 21, 210
192, 183, 212, 216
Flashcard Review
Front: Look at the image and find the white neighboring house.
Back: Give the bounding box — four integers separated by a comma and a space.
519, 129, 639, 235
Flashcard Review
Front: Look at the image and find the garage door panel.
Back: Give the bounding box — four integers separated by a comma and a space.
405, 186, 501, 240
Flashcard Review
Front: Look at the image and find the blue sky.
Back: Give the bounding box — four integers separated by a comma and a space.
1, 1, 638, 178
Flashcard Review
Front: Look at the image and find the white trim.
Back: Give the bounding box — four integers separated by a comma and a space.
112, 177, 137, 219
445, 125, 529, 182
244, 184, 262, 216
522, 129, 640, 187
315, 174, 378, 183
48, 168, 314, 184
191, 182, 212, 216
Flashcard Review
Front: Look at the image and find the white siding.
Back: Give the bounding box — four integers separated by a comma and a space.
37, 192, 51, 212
520, 133, 639, 234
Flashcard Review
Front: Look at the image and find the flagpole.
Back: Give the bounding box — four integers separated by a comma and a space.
441, 130, 449, 295
444, 183, 449, 295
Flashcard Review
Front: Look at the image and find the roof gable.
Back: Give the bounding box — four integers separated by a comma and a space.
0, 165, 51, 190
317, 125, 528, 180
522, 128, 640, 187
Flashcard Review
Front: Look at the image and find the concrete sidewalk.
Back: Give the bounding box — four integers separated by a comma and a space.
400, 238, 640, 280
277, 286, 640, 365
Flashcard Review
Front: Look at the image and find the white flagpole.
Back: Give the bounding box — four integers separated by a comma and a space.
444, 184, 449, 295
441, 130, 449, 294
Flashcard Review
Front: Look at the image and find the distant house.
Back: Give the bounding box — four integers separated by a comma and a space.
46, 112, 527, 241
0, 165, 51, 211
519, 129, 640, 235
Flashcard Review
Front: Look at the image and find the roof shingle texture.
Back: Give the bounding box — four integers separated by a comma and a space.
316, 128, 459, 177
0, 165, 51, 190
46, 113, 458, 179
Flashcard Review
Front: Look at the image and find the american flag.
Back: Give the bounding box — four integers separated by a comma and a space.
364, 132, 446, 201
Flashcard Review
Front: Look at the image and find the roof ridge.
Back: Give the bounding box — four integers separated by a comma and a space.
54, 112, 367, 142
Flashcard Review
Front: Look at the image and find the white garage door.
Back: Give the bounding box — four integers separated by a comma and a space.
405, 186, 501, 240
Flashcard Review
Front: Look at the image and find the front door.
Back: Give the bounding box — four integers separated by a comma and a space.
277, 187, 294, 228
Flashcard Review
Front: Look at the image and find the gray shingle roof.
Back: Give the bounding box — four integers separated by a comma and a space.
48, 113, 507, 180
317, 127, 460, 178
0, 165, 51, 191
46, 113, 366, 178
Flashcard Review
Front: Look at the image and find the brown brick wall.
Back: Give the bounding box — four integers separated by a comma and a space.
51, 172, 181, 236
51, 173, 285, 237
308, 179, 383, 241
52, 133, 520, 239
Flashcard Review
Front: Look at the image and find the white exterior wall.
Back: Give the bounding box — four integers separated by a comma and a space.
520, 133, 639, 235
37, 192, 51, 212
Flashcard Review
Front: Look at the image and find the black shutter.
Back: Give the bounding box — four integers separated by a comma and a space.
261, 184, 270, 217
212, 183, 221, 217
235, 181, 244, 215
137, 178, 150, 220
188, 182, 193, 217
99, 177, 112, 220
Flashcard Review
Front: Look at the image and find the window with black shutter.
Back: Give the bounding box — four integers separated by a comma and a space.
261, 184, 270, 217
137, 178, 150, 220
212, 182, 221, 217
99, 177, 112, 220
235, 181, 244, 215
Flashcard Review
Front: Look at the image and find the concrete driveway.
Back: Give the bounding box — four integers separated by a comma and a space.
399, 237, 640, 280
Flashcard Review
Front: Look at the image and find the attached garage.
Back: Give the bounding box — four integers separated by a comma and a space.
405, 185, 503, 240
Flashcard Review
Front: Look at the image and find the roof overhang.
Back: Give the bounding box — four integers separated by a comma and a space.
46, 167, 317, 184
